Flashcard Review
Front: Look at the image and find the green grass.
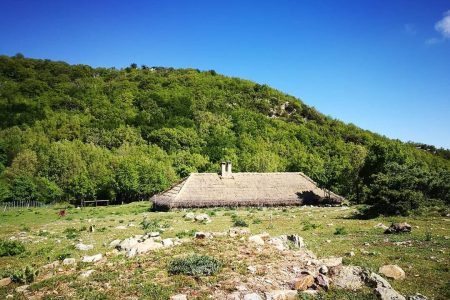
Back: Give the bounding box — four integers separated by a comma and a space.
0, 202, 449, 299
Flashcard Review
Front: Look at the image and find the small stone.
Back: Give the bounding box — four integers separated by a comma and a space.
0, 277, 12, 286
195, 213, 211, 223
149, 232, 160, 237
15, 285, 29, 293
75, 243, 94, 251
62, 258, 76, 265
319, 265, 328, 274
315, 274, 329, 290
379, 265, 406, 280
79, 269, 95, 279
249, 234, 265, 246
407, 293, 428, 300
162, 238, 174, 247
248, 266, 257, 274
170, 294, 187, 300
348, 251, 355, 257
115, 225, 127, 230
293, 274, 314, 290
243, 293, 263, 300
42, 260, 60, 269
6, 294, 13, 299
184, 212, 195, 220
384, 223, 412, 234
81, 254, 103, 263
195, 232, 211, 239
326, 239, 331, 243
265, 290, 298, 300
374, 223, 389, 230
319, 257, 342, 268
109, 239, 121, 248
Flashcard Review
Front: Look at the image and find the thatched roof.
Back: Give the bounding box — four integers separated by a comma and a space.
151, 171, 344, 210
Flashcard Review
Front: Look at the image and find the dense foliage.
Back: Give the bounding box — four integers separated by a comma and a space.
168, 255, 222, 276
0, 55, 449, 215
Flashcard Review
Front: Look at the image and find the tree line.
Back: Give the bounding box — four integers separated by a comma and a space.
0, 55, 448, 216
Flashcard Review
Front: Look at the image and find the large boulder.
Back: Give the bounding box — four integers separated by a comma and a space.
0, 277, 12, 287
249, 234, 265, 246
384, 223, 412, 234
195, 213, 211, 223
379, 265, 405, 280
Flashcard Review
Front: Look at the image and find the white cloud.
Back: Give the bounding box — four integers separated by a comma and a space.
425, 37, 442, 45
435, 10, 450, 38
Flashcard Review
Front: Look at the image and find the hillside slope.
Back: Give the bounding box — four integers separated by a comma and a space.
0, 55, 448, 214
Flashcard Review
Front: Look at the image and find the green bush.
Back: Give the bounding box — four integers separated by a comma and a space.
11, 265, 39, 284
231, 214, 248, 227
63, 227, 79, 239
0, 240, 26, 257
334, 227, 348, 235
302, 221, 321, 231
168, 255, 222, 276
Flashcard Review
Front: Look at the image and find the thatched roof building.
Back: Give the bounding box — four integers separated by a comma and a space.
151, 162, 344, 210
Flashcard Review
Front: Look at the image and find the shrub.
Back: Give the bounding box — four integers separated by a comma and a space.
63, 227, 79, 239
168, 255, 222, 276
334, 227, 348, 235
252, 218, 262, 224
231, 214, 248, 227
141, 218, 168, 232
0, 240, 26, 257
11, 265, 39, 284
175, 229, 197, 239
302, 221, 321, 231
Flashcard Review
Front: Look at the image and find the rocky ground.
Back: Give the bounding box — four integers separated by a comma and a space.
0, 203, 448, 299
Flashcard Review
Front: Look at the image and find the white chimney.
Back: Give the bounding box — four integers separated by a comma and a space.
221, 162, 227, 177
226, 161, 232, 175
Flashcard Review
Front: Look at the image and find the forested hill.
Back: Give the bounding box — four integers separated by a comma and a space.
0, 55, 449, 215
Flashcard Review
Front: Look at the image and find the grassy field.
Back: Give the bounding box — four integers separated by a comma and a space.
0, 202, 449, 299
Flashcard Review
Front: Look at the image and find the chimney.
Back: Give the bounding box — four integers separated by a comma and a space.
220, 161, 233, 178
226, 161, 232, 175
221, 161, 227, 177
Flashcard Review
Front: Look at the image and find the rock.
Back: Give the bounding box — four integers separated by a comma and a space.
81, 254, 103, 263
6, 294, 13, 299
375, 286, 406, 300
248, 265, 257, 274
79, 269, 95, 279
195, 213, 211, 223
287, 234, 305, 248
348, 251, 355, 257
293, 274, 314, 290
374, 223, 389, 230
379, 265, 405, 280
319, 256, 342, 268
115, 225, 127, 230
243, 293, 263, 300
0, 277, 12, 286
407, 293, 428, 300
105, 249, 119, 257
319, 265, 328, 274
118, 237, 140, 251
75, 243, 94, 251
316, 274, 329, 290
265, 290, 298, 300
170, 294, 187, 300
88, 225, 95, 232
331, 266, 364, 290
229, 227, 251, 237
300, 290, 319, 296
184, 212, 195, 220
42, 260, 60, 269
15, 285, 29, 293
249, 234, 265, 246
195, 232, 211, 239
269, 237, 287, 251
149, 232, 160, 237
162, 238, 174, 247
62, 258, 76, 265
385, 223, 412, 234
127, 239, 163, 257
363, 271, 392, 289
109, 239, 121, 248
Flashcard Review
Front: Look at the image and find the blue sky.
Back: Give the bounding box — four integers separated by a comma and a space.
1, 0, 449, 148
